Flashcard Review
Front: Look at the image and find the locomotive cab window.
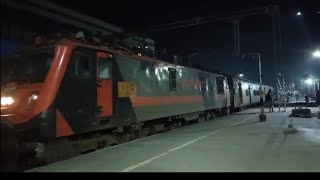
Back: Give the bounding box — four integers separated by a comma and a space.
74, 51, 94, 79
216, 77, 224, 94
98, 59, 111, 79
1, 47, 54, 85
169, 68, 176, 91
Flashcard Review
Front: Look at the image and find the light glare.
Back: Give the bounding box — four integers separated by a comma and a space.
305, 78, 313, 85
313, 50, 320, 57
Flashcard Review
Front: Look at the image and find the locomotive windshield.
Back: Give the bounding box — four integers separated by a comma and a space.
1, 47, 54, 86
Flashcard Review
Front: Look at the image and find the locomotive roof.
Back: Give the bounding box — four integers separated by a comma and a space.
7, 37, 271, 87
57, 38, 231, 77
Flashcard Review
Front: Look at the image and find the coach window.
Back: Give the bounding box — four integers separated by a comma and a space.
254, 90, 260, 96
98, 59, 111, 79
245, 89, 249, 96
216, 77, 224, 94
169, 68, 177, 91
75, 52, 94, 79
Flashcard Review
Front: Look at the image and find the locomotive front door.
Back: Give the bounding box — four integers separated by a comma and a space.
96, 52, 113, 119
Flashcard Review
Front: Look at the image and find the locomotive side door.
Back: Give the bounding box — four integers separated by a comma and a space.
96, 52, 113, 119
55, 48, 97, 133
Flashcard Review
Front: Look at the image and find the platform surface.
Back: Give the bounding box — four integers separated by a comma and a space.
28, 107, 320, 172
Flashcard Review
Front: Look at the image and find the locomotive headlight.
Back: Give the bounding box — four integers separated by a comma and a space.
1, 97, 5, 106
28, 93, 38, 103
31, 94, 38, 100
1, 96, 14, 106
6, 97, 14, 105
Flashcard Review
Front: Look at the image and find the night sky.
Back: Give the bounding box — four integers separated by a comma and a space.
51, 0, 319, 86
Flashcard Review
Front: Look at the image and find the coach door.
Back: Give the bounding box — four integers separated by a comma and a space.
199, 73, 214, 108
96, 52, 113, 119
238, 83, 243, 104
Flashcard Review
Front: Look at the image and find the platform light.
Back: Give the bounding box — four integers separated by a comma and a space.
305, 78, 313, 85
239, 74, 244, 77
296, 11, 302, 16
313, 50, 320, 58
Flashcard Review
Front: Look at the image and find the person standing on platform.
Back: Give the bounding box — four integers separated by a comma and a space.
265, 89, 274, 112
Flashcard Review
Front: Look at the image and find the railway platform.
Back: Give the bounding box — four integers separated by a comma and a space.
28, 107, 320, 172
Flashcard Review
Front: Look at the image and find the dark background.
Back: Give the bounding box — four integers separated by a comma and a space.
50, 0, 320, 86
